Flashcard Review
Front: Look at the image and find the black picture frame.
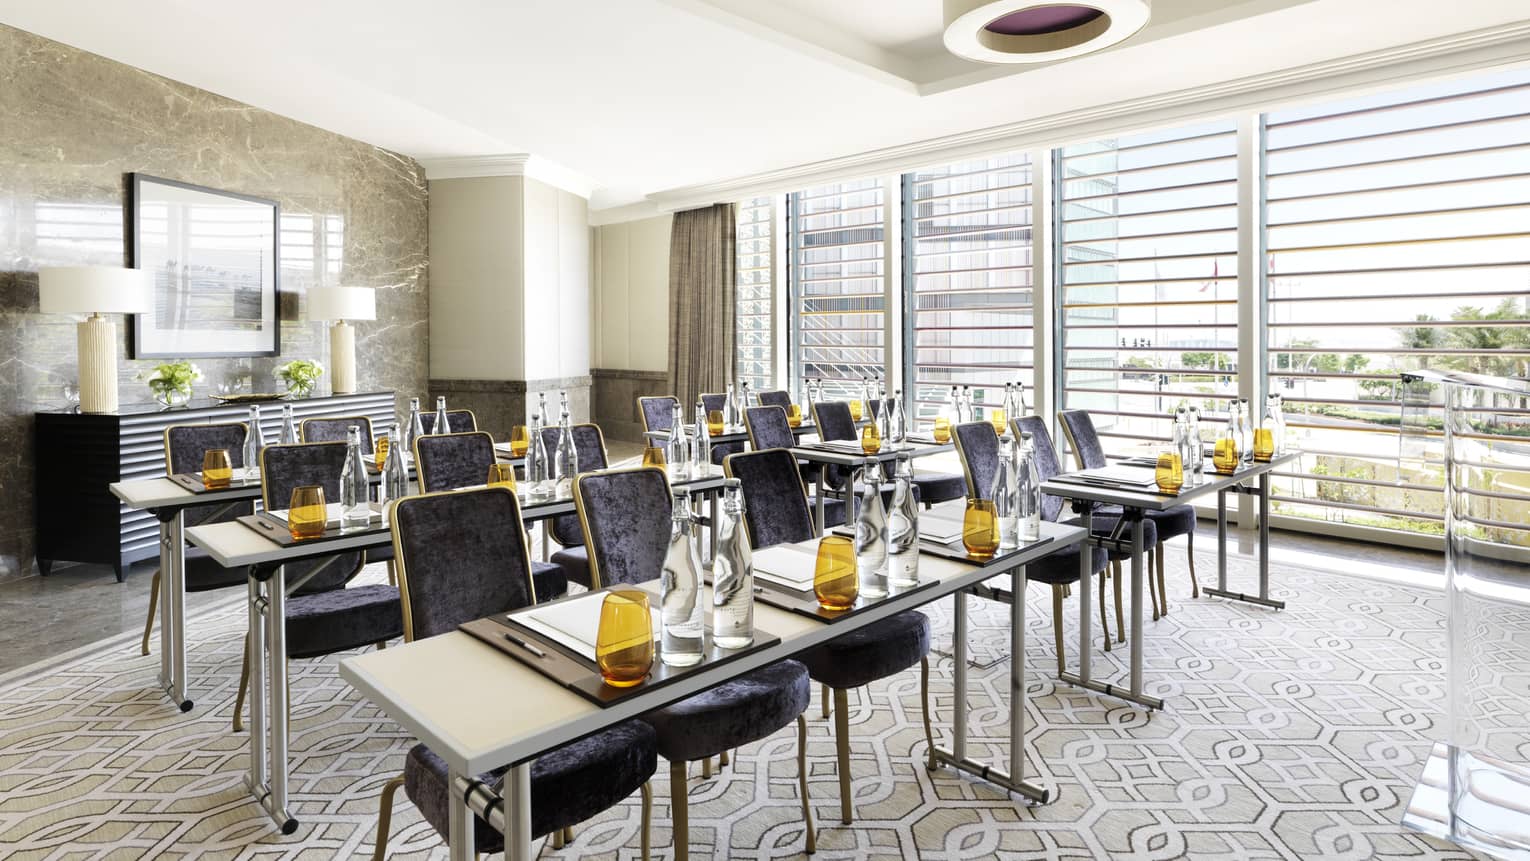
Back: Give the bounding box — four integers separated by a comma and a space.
129, 173, 281, 358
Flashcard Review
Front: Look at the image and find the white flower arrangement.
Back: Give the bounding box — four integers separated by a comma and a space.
274, 359, 324, 398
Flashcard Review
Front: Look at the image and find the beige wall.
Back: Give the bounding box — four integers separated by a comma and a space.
593, 213, 671, 372
523, 177, 591, 380
428, 175, 525, 380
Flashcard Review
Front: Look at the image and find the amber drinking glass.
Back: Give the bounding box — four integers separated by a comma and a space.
786, 404, 803, 428
510, 425, 530, 457
641, 445, 666, 468
860, 423, 881, 455
849, 400, 864, 422
201, 449, 233, 489
596, 589, 654, 688
707, 410, 725, 436
1253, 428, 1275, 462
487, 462, 516, 489
373, 435, 390, 466
287, 486, 327, 540
1155, 451, 1184, 494
1212, 437, 1239, 475
932, 417, 952, 444
813, 535, 858, 611
989, 408, 1008, 436
962, 498, 1000, 560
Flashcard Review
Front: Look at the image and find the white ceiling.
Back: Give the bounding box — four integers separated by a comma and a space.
5, 0, 1529, 216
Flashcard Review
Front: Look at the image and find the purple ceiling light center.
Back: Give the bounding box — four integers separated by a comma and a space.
985, 5, 1104, 36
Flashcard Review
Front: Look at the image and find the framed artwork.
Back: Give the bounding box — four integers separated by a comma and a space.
130, 173, 280, 358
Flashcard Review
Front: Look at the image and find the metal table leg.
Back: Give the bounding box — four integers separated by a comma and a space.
814, 464, 827, 534
1060, 510, 1164, 711
449, 767, 480, 861
1128, 517, 1146, 700
1204, 478, 1285, 610
244, 564, 297, 834
157, 510, 192, 711
927, 578, 1049, 802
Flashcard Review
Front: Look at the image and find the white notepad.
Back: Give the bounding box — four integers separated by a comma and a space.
267, 501, 381, 527
751, 542, 821, 592
918, 511, 965, 543
512, 591, 661, 661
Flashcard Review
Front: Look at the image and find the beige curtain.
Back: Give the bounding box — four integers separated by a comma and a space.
667, 203, 737, 410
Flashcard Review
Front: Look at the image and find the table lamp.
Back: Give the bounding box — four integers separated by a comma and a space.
39, 266, 152, 413
307, 286, 376, 394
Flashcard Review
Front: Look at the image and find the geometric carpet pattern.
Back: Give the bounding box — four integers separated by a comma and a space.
0, 550, 1484, 859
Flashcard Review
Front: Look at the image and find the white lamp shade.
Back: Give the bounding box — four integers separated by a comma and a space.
307, 286, 376, 322
38, 266, 152, 315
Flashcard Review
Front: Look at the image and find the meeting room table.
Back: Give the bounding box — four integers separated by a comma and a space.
790, 436, 956, 531
339, 513, 1085, 860
1039, 451, 1299, 711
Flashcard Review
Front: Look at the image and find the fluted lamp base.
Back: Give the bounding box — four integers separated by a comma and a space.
78, 313, 119, 414
330, 320, 356, 394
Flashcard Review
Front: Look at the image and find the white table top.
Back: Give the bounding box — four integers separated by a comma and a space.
1040, 452, 1299, 512
110, 476, 261, 510
339, 516, 1084, 776
790, 440, 953, 467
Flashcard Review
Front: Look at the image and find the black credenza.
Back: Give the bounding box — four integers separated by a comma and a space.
34, 390, 397, 581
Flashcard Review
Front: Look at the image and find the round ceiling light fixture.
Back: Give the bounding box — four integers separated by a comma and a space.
943, 0, 1151, 65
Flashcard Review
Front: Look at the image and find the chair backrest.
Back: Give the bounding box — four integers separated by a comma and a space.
536, 424, 609, 547
757, 390, 792, 410
724, 449, 815, 549
414, 431, 497, 493
301, 416, 375, 454
638, 396, 679, 434
811, 401, 856, 442
1013, 415, 1066, 522
952, 421, 1000, 501
164, 422, 254, 526
699, 393, 727, 415
744, 405, 795, 451
1057, 410, 1108, 470
574, 467, 673, 588
418, 409, 477, 435
390, 487, 537, 641
259, 442, 362, 591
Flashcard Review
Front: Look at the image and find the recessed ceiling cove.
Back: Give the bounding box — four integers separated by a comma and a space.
943, 0, 1151, 64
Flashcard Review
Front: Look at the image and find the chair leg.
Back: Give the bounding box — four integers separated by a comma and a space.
552, 829, 565, 849
563, 825, 574, 844
386, 559, 397, 587
1187, 530, 1200, 598
233, 633, 251, 733
640, 781, 652, 861
833, 687, 852, 825
821, 683, 831, 719
1147, 548, 1161, 621
1052, 585, 1065, 678
1112, 561, 1125, 644
372, 773, 405, 861
701, 756, 711, 779
1098, 571, 1111, 652
141, 569, 161, 656
1157, 541, 1170, 616
719, 750, 729, 768
670, 759, 689, 861
920, 657, 935, 771
797, 714, 816, 855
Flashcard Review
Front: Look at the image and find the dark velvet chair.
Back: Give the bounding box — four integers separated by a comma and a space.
574, 467, 815, 860
416, 409, 477, 435
232, 443, 403, 732
724, 448, 932, 826
1058, 410, 1196, 620
757, 390, 792, 410
413, 431, 496, 492
142, 423, 255, 655
300, 415, 375, 453
951, 421, 1118, 674
637, 396, 680, 436
699, 392, 746, 465
540, 423, 609, 589
373, 487, 657, 860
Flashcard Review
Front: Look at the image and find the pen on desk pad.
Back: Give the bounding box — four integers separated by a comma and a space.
503, 632, 547, 658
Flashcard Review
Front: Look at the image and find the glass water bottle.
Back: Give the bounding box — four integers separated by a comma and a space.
992, 437, 1019, 549
724, 383, 738, 429
432, 396, 450, 435
243, 405, 263, 478
711, 479, 754, 649
660, 489, 705, 667
854, 459, 889, 598
340, 426, 371, 530
528, 411, 553, 500
666, 401, 690, 481
279, 403, 298, 445
382, 422, 409, 505
1017, 431, 1042, 542
553, 410, 577, 496
887, 452, 919, 587
691, 400, 711, 472
1186, 405, 1203, 473
406, 398, 424, 453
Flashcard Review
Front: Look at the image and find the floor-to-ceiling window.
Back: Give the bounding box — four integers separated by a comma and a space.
1056, 120, 1241, 462
735, 196, 775, 392
1262, 67, 1530, 539
904, 154, 1035, 429
788, 178, 886, 401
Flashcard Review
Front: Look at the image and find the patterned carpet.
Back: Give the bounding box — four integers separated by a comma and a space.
0, 548, 1481, 860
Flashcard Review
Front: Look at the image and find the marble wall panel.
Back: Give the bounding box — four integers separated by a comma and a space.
0, 24, 430, 581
